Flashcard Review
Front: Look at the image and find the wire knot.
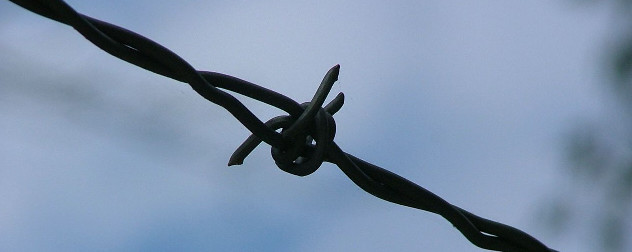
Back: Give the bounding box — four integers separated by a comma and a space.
228, 65, 344, 176
269, 104, 336, 176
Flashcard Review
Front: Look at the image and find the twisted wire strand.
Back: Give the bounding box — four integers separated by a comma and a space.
8, 1, 558, 251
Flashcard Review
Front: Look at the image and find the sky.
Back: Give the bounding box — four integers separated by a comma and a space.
0, 1, 622, 251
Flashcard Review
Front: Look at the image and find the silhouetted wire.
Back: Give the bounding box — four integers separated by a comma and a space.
8, 1, 558, 251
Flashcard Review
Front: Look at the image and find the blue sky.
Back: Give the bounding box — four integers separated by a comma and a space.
0, 1, 621, 251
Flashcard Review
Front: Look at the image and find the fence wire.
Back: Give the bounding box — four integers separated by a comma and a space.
8, 1, 558, 251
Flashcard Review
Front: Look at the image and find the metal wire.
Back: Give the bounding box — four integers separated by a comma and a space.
8, 1, 558, 251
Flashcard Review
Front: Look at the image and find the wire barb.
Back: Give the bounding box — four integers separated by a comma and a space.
8, 0, 558, 251
231, 65, 341, 176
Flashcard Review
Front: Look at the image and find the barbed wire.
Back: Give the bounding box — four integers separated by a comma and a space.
8, 1, 558, 251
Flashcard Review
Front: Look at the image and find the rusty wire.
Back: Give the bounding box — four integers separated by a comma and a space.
8, 1, 558, 251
